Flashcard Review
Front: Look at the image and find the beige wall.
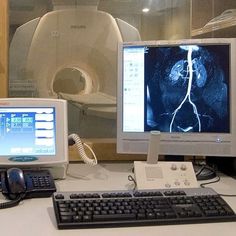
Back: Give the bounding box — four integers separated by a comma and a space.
0, 0, 8, 98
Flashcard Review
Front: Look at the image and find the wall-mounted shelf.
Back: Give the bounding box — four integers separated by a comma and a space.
192, 19, 236, 38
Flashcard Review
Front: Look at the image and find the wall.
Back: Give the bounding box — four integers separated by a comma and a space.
0, 0, 8, 98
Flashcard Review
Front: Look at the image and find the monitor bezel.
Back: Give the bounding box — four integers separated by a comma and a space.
117, 38, 236, 157
0, 98, 68, 166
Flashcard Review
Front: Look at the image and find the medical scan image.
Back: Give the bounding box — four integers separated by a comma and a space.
145, 44, 230, 133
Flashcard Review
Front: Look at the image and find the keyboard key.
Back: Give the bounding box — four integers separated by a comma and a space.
93, 213, 136, 221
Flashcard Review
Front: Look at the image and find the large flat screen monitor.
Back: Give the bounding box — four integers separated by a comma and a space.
0, 98, 68, 178
117, 38, 236, 157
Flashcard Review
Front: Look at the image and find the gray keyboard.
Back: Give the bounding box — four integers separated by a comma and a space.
52, 187, 236, 229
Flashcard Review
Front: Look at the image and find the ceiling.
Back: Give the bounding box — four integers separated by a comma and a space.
9, 0, 182, 15
9, 0, 188, 40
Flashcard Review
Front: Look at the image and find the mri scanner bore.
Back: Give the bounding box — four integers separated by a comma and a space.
146, 44, 229, 134
53, 68, 90, 95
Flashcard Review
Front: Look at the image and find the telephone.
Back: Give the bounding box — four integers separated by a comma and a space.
0, 168, 56, 209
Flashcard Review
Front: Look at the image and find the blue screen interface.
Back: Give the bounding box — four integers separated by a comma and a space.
0, 107, 56, 156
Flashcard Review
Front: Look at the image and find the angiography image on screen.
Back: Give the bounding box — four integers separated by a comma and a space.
145, 44, 230, 133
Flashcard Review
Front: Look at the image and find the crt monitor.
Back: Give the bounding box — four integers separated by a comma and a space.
117, 38, 236, 157
0, 98, 68, 178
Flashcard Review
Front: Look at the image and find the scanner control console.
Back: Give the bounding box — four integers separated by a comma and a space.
134, 161, 198, 190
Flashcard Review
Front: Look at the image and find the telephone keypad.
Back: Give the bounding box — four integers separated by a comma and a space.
31, 175, 51, 188
23, 170, 56, 198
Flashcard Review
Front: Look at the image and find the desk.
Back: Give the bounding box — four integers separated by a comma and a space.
1, 162, 236, 236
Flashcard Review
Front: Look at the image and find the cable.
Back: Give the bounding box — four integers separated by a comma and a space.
68, 133, 97, 166
200, 174, 236, 197
200, 175, 221, 188
128, 175, 137, 190
0, 194, 25, 209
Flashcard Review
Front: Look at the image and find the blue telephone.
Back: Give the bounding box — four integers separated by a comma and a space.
0, 168, 56, 209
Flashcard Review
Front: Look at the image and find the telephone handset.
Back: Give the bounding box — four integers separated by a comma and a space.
0, 168, 56, 209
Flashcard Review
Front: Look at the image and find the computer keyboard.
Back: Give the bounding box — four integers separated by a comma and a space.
52, 187, 236, 229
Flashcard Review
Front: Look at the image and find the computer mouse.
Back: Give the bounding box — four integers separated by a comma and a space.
7, 168, 26, 194
194, 165, 216, 181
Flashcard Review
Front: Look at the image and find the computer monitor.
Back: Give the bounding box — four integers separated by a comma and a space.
117, 38, 236, 157
0, 98, 68, 178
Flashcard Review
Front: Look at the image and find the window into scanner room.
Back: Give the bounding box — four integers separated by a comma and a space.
8, 0, 236, 139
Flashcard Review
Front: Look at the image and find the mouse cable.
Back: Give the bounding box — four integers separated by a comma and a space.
200, 175, 221, 188
200, 175, 236, 197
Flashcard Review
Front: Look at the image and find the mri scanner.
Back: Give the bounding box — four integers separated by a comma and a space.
9, 9, 140, 126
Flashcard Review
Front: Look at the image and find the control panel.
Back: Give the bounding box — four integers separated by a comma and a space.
133, 161, 198, 190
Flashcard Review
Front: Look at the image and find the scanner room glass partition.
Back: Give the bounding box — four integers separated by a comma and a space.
9, 0, 236, 141
8, 0, 191, 140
